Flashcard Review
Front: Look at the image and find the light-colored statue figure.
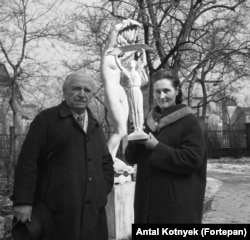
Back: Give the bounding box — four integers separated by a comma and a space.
115, 50, 148, 138
100, 19, 141, 176
101, 19, 151, 178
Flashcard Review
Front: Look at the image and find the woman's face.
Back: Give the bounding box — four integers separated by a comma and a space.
153, 78, 178, 110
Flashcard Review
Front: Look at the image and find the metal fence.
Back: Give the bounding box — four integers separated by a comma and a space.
0, 130, 248, 163
207, 130, 246, 148
206, 129, 249, 158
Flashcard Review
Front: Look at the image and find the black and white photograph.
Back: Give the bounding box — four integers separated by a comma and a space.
0, 0, 250, 239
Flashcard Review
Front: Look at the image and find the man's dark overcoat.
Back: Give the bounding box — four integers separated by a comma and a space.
125, 104, 207, 223
12, 101, 114, 240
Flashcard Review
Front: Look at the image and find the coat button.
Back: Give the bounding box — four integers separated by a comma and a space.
86, 137, 89, 142
88, 158, 91, 162
88, 177, 93, 182
86, 197, 91, 204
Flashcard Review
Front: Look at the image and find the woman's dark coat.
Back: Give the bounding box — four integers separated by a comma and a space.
12, 101, 114, 240
125, 104, 207, 223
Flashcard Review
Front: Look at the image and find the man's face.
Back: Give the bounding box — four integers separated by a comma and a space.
63, 74, 94, 114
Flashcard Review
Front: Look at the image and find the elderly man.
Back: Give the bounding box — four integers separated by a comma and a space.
11, 71, 114, 240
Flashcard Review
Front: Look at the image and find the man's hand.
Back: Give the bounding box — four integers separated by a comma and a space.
14, 205, 32, 223
144, 132, 159, 150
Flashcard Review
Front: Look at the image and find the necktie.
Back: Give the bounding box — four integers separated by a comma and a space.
77, 115, 84, 129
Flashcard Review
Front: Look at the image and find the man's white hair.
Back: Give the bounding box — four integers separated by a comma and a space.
63, 71, 96, 92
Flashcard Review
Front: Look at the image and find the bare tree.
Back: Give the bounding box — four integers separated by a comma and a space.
24, 0, 249, 135
0, 0, 68, 192
97, 0, 250, 113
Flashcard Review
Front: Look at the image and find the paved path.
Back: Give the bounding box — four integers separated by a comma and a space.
203, 170, 250, 223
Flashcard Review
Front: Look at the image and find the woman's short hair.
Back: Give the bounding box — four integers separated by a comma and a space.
152, 69, 183, 104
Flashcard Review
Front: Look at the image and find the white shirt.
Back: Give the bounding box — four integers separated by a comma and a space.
71, 110, 88, 133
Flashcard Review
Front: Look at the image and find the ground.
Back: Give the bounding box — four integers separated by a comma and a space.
203, 157, 250, 223
1, 157, 250, 239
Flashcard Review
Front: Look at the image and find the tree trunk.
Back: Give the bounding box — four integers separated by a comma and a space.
187, 79, 195, 107
148, 72, 154, 111
7, 84, 18, 194
200, 77, 207, 121
7, 126, 16, 194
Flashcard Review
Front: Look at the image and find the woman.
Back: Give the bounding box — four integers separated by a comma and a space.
125, 69, 207, 223
115, 50, 148, 132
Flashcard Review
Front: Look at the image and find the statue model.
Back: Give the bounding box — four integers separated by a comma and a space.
100, 19, 151, 178
115, 50, 149, 141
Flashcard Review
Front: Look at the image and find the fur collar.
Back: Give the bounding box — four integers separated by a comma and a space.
146, 104, 193, 132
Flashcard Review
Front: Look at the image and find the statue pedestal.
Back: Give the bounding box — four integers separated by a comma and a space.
127, 131, 149, 142
106, 181, 135, 240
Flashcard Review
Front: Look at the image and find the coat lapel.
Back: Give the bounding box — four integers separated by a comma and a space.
58, 101, 72, 118
86, 108, 99, 134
